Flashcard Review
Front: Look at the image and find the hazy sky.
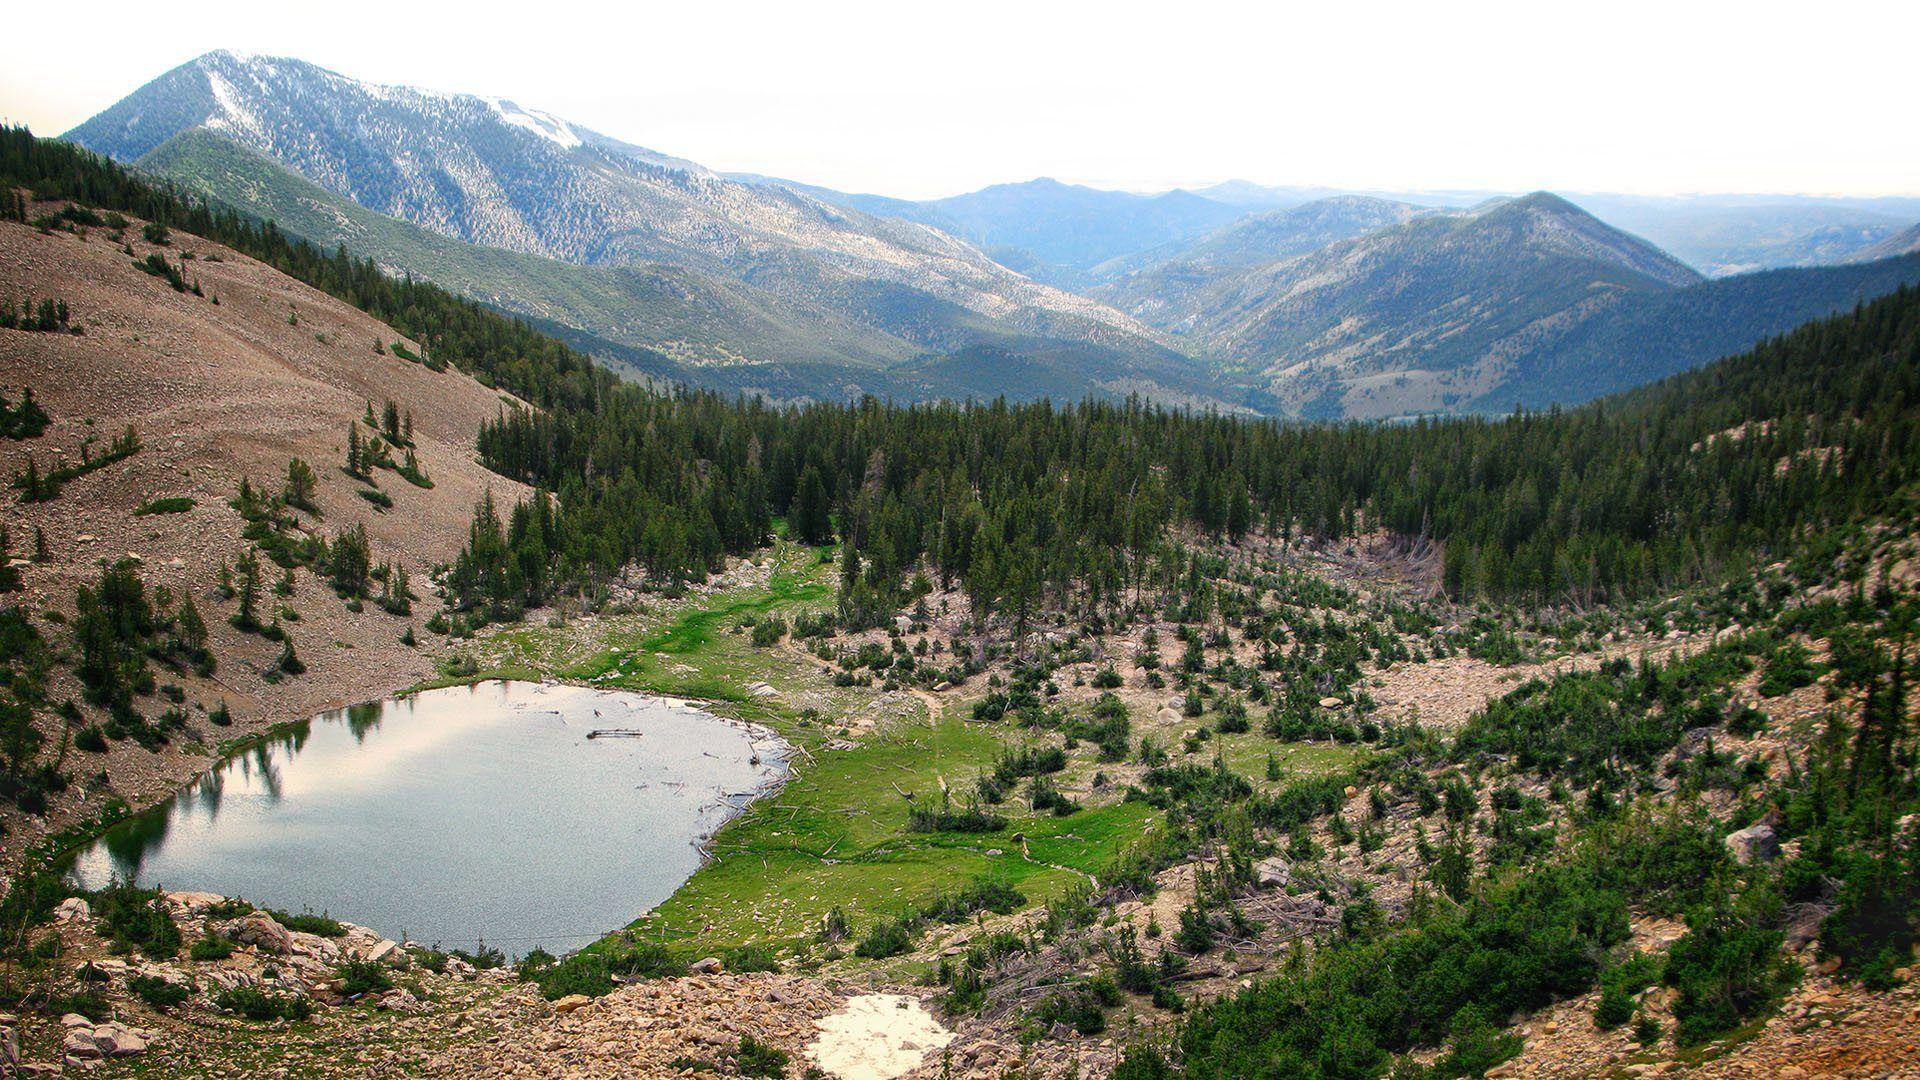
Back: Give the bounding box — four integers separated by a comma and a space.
2, 0, 1915, 200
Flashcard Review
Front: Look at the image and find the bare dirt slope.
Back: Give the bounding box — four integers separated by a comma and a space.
0, 204, 528, 856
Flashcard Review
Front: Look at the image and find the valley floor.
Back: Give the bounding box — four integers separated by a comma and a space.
8, 526, 1918, 1078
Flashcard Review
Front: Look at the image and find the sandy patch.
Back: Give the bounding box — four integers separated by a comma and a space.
808, 994, 954, 1080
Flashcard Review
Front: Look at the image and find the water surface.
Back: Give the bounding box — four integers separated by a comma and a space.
66, 680, 786, 953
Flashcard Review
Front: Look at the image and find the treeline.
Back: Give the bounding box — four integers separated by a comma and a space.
8, 125, 1919, 607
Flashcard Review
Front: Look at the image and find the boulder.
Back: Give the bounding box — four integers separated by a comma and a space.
52, 897, 90, 923
76, 958, 131, 979
690, 956, 725, 975
164, 891, 228, 915
365, 939, 408, 968
92, 1022, 147, 1057
1254, 857, 1291, 889
1725, 824, 1780, 864
62, 1030, 101, 1060
290, 932, 344, 964
225, 912, 293, 955
1318, 697, 1343, 709
552, 994, 594, 1015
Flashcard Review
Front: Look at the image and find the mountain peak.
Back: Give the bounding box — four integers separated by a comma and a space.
1501, 190, 1582, 215
1473, 191, 1702, 287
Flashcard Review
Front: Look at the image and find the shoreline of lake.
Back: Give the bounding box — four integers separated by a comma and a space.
59, 680, 793, 955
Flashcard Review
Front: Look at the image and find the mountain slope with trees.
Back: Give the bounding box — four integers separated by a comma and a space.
13, 124, 1917, 618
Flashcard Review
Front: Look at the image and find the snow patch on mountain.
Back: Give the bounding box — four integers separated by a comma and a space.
486, 98, 582, 149
202, 68, 265, 144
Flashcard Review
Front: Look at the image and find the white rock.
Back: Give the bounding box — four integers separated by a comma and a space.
366, 939, 408, 967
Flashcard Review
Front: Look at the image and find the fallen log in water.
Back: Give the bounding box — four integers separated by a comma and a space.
586, 729, 646, 739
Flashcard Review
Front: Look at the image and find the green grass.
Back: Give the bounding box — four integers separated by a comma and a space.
1214, 735, 1366, 790
638, 704, 1155, 951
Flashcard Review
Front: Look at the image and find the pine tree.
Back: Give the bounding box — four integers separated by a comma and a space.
284, 457, 318, 512
277, 635, 304, 675
381, 400, 403, 445
791, 465, 833, 545
232, 551, 261, 631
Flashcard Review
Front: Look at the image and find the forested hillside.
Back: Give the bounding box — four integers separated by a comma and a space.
9, 124, 1917, 617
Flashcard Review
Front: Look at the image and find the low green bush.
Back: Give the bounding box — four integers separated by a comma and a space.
214, 987, 312, 1021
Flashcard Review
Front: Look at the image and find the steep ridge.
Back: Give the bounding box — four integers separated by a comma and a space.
134, 128, 918, 374
1475, 250, 1920, 410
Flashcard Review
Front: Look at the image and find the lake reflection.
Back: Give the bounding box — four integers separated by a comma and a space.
65, 681, 787, 954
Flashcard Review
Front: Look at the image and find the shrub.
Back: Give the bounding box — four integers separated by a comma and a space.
522, 940, 685, 999
451, 942, 507, 970
1032, 977, 1120, 1036
735, 1034, 789, 1078
191, 934, 236, 961
266, 909, 344, 937
919, 880, 1025, 924
1665, 890, 1795, 1045
215, 987, 312, 1021
1432, 1003, 1521, 1078
1757, 641, 1819, 698
133, 496, 194, 515
1594, 952, 1663, 1029
89, 883, 181, 959
906, 794, 1006, 833
854, 919, 913, 959
129, 974, 191, 1010
336, 960, 393, 997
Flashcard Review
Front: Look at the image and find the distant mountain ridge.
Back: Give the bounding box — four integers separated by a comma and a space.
67, 51, 1212, 403
1102, 193, 1704, 415
920, 178, 1246, 287
59, 51, 1920, 421
1848, 221, 1920, 264
132, 126, 1234, 408
1090, 195, 1450, 323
